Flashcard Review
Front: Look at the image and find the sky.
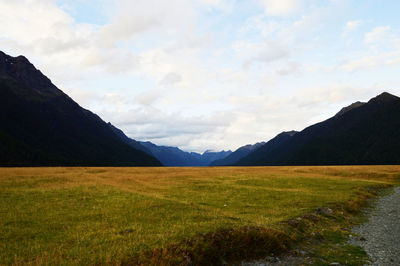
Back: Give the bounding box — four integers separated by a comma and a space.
1, 0, 400, 153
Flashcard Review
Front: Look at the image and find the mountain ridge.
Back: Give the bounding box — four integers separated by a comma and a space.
236, 92, 400, 166
335, 101, 365, 117
0, 50, 161, 166
235, 130, 299, 166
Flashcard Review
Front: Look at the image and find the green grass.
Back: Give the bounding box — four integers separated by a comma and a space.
0, 166, 399, 265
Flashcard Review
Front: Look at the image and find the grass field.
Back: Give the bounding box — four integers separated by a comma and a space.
0, 166, 399, 265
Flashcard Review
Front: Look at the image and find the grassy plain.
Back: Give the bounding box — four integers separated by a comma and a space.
0, 166, 399, 265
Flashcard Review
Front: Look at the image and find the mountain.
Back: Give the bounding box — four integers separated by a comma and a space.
107, 122, 152, 155
140, 142, 198, 166
138, 142, 232, 166
138, 141, 196, 166
0, 50, 161, 166
200, 150, 233, 165
235, 131, 298, 166
210, 142, 266, 166
236, 92, 400, 166
335, 101, 365, 117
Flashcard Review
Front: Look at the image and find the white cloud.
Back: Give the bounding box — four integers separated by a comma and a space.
235, 8, 329, 70
276, 61, 301, 75
195, 0, 235, 11
386, 57, 400, 66
234, 40, 289, 67
259, 0, 303, 16
159, 72, 182, 86
340, 56, 380, 72
342, 20, 362, 37
336, 26, 400, 72
98, 16, 159, 48
365, 26, 391, 44
339, 51, 400, 72
239, 15, 279, 37
135, 90, 163, 106
0, 0, 89, 53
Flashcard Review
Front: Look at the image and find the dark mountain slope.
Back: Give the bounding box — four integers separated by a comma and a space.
235, 131, 298, 166
139, 142, 198, 166
210, 142, 265, 166
107, 122, 152, 155
237, 92, 400, 166
0, 50, 161, 166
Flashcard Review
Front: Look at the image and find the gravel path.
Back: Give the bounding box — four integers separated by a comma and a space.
350, 187, 400, 265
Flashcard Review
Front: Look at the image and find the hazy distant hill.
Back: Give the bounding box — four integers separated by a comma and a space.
210, 142, 266, 166
199, 150, 233, 165
236, 92, 400, 166
0, 50, 161, 166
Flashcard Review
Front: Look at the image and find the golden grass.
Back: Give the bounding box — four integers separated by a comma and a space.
0, 166, 399, 265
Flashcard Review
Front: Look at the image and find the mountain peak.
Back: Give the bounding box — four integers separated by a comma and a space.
0, 51, 31, 66
335, 101, 365, 117
15, 55, 30, 64
284, 130, 298, 136
370, 92, 399, 103
278, 130, 298, 137
0, 50, 60, 96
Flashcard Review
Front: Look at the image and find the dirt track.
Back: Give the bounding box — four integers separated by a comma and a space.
350, 187, 400, 265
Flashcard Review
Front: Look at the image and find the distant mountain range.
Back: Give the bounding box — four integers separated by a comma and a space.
139, 141, 232, 166
210, 141, 265, 166
1, 50, 399, 167
0, 50, 161, 166
108, 123, 231, 166
228, 92, 400, 166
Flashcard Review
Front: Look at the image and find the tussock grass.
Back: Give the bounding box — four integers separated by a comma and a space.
129, 226, 292, 265
0, 166, 398, 265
